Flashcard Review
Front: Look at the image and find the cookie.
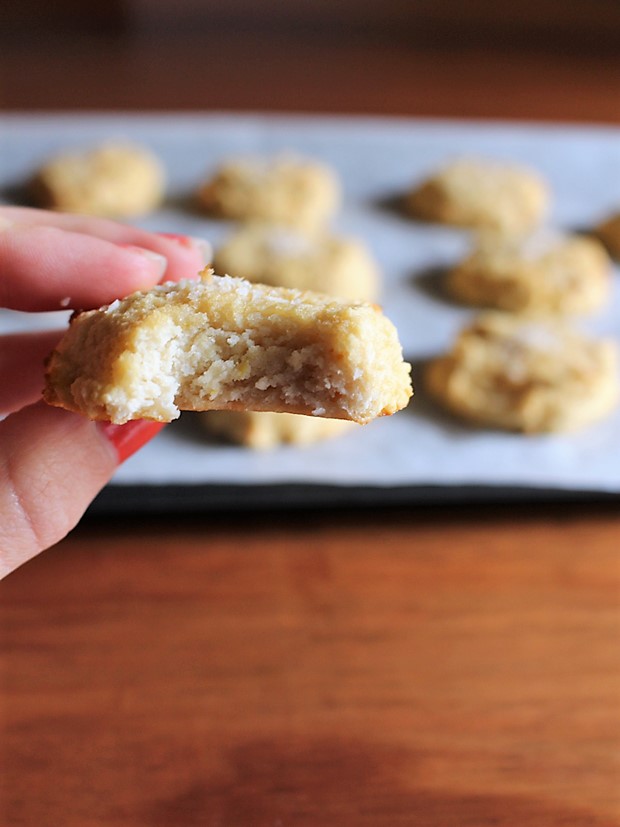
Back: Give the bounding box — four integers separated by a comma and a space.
44, 270, 412, 425
196, 154, 340, 231
596, 212, 620, 259
209, 224, 379, 446
406, 158, 548, 236
31, 142, 165, 218
447, 231, 611, 315
425, 313, 618, 432
201, 410, 356, 450
213, 223, 380, 303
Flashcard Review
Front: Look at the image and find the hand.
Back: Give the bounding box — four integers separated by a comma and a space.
0, 207, 209, 578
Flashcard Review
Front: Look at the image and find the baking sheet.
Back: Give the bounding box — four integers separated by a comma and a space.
2, 113, 619, 506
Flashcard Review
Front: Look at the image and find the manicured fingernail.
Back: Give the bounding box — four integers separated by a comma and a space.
119, 244, 168, 278
157, 232, 212, 264
99, 420, 165, 464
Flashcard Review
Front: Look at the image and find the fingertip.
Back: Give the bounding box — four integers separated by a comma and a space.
0, 225, 170, 311
157, 233, 212, 265
151, 232, 212, 282
117, 244, 168, 282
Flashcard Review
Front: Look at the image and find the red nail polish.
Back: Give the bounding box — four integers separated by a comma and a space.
157, 233, 212, 264
99, 420, 165, 464
157, 232, 194, 248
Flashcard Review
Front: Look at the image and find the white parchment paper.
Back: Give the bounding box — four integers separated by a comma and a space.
2, 113, 619, 493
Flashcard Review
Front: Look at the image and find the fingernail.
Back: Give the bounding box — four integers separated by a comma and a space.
99, 420, 165, 464
157, 232, 212, 264
119, 244, 168, 278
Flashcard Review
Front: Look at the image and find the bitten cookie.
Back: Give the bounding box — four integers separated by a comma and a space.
44, 270, 412, 425
208, 223, 379, 447
425, 313, 619, 432
213, 223, 380, 302
406, 158, 548, 236
31, 142, 165, 218
201, 410, 356, 450
596, 212, 620, 260
195, 154, 340, 230
447, 231, 611, 315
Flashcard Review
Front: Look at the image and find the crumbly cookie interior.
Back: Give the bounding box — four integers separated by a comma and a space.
44, 272, 412, 425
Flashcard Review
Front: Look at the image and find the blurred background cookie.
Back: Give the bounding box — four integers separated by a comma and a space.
214, 223, 380, 302
195, 154, 340, 230
425, 312, 619, 432
595, 212, 620, 259
201, 409, 357, 450
446, 231, 611, 315
406, 158, 549, 236
31, 142, 165, 218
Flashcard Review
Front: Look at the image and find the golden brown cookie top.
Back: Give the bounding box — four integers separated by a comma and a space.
407, 158, 549, 236
425, 313, 618, 432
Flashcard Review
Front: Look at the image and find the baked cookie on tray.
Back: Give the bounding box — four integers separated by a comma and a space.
213, 223, 380, 302
195, 154, 340, 231
31, 142, 165, 218
406, 158, 549, 236
446, 231, 611, 315
425, 313, 619, 433
44, 270, 412, 426
201, 409, 356, 450
595, 212, 620, 259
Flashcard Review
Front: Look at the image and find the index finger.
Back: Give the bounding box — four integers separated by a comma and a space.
0, 206, 211, 284
0, 222, 208, 312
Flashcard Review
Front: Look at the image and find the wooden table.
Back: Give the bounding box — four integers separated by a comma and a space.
1, 29, 620, 826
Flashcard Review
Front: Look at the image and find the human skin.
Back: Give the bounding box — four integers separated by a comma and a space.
0, 207, 208, 578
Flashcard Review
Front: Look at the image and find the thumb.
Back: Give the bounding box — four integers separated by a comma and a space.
0, 403, 162, 578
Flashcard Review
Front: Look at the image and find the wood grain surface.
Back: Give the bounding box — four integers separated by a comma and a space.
1, 30, 620, 122
1, 25, 620, 827
2, 506, 620, 825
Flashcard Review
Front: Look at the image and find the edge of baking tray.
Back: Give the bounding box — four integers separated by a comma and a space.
86, 483, 620, 515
